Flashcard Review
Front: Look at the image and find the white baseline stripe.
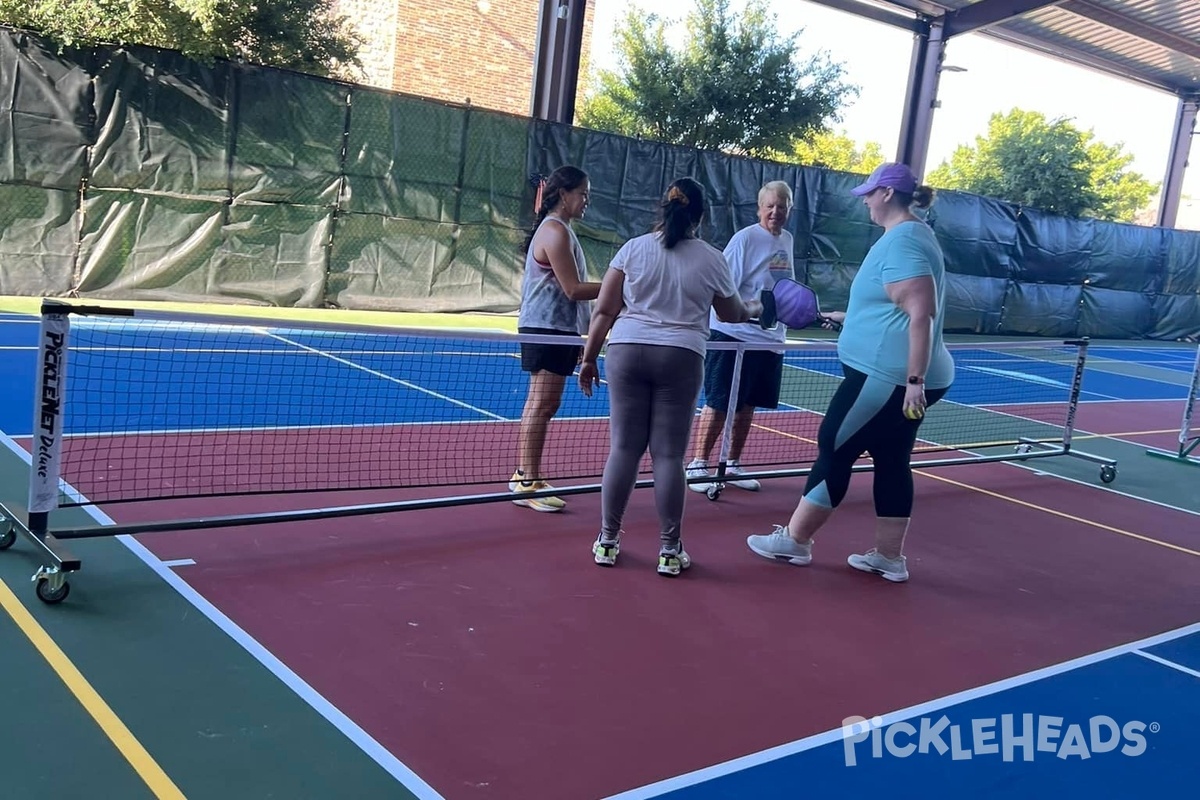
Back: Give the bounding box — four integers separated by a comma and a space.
160, 559, 196, 568
0, 429, 446, 800
1133, 649, 1200, 679
602, 621, 1200, 800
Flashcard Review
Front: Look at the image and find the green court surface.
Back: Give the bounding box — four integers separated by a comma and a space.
0, 450, 422, 800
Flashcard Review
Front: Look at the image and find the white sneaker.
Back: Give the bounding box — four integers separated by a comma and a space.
847, 548, 909, 583
657, 543, 692, 576
686, 459, 712, 493
725, 461, 761, 491
746, 525, 812, 566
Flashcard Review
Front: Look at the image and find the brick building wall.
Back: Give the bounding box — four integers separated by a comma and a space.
337, 0, 596, 118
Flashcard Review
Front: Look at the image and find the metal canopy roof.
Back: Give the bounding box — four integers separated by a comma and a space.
817, 0, 1200, 97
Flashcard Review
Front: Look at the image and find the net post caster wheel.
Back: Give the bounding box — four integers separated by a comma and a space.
1099, 465, 1117, 484
0, 518, 16, 550
32, 565, 71, 604
706, 484, 723, 501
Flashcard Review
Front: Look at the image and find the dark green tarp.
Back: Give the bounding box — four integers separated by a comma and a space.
0, 29, 1196, 341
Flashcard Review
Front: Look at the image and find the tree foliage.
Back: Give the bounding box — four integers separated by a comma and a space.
786, 130, 885, 174
577, 0, 856, 157
926, 108, 1157, 222
0, 0, 363, 79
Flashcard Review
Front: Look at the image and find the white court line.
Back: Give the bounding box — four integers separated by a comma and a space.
602, 622, 1200, 800
961, 364, 1132, 402
160, 559, 196, 568
995, 457, 1200, 519
1133, 650, 1200, 680
0, 429, 447, 800
989, 397, 1189, 407
1090, 356, 1197, 371
256, 328, 506, 421
970, 346, 1198, 392
7, 413, 637, 441
53, 416, 524, 439
1091, 347, 1198, 360
1079, 365, 1200, 389
782, 359, 1154, 405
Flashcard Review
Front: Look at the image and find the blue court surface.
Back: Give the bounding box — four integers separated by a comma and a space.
0, 314, 1190, 438
607, 625, 1200, 799
1088, 345, 1200, 371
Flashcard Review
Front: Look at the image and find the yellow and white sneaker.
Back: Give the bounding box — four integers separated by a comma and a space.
509, 471, 565, 513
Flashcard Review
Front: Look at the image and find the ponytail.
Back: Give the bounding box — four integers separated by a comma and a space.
654, 177, 706, 249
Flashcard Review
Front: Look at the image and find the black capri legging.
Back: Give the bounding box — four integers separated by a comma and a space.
802, 364, 949, 518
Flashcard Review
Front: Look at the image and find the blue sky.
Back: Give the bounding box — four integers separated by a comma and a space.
586, 0, 1199, 217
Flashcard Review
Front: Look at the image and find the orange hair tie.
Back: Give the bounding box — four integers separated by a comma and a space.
667, 186, 689, 206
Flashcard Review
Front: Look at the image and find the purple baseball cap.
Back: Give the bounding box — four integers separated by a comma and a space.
850, 162, 918, 196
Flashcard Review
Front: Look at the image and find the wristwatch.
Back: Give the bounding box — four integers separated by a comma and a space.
907, 376, 925, 385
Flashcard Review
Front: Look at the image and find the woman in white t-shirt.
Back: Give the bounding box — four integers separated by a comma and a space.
578, 177, 762, 577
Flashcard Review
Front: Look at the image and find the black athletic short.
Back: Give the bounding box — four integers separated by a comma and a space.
519, 327, 582, 376
702, 331, 784, 412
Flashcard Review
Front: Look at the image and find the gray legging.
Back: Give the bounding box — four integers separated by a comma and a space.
600, 342, 705, 549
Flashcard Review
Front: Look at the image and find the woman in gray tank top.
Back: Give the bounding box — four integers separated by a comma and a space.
510, 166, 602, 513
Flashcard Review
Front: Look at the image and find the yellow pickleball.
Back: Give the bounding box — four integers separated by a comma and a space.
904, 406, 924, 420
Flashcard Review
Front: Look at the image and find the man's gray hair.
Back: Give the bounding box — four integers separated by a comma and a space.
759, 180, 793, 207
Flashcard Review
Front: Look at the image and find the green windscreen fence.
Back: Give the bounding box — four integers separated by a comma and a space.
1, 28, 1197, 340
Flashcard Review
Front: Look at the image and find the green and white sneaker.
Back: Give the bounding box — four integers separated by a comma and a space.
657, 544, 692, 577
593, 533, 621, 567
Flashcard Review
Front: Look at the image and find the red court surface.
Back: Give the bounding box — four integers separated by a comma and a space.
996, 399, 1186, 450
104, 458, 1200, 800
46, 411, 830, 504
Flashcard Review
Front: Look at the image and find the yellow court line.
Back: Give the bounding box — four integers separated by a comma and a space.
1074, 428, 1178, 439
911, 469, 1200, 557
752, 422, 1200, 558
0, 578, 187, 799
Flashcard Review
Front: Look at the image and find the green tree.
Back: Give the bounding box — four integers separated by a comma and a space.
927, 108, 1157, 222
577, 0, 856, 157
788, 130, 886, 173
1084, 134, 1159, 222
0, 0, 362, 79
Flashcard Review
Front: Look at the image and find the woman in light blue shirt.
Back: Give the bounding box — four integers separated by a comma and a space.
746, 163, 955, 583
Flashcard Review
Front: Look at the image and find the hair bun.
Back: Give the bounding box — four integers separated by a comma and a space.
667, 186, 690, 206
